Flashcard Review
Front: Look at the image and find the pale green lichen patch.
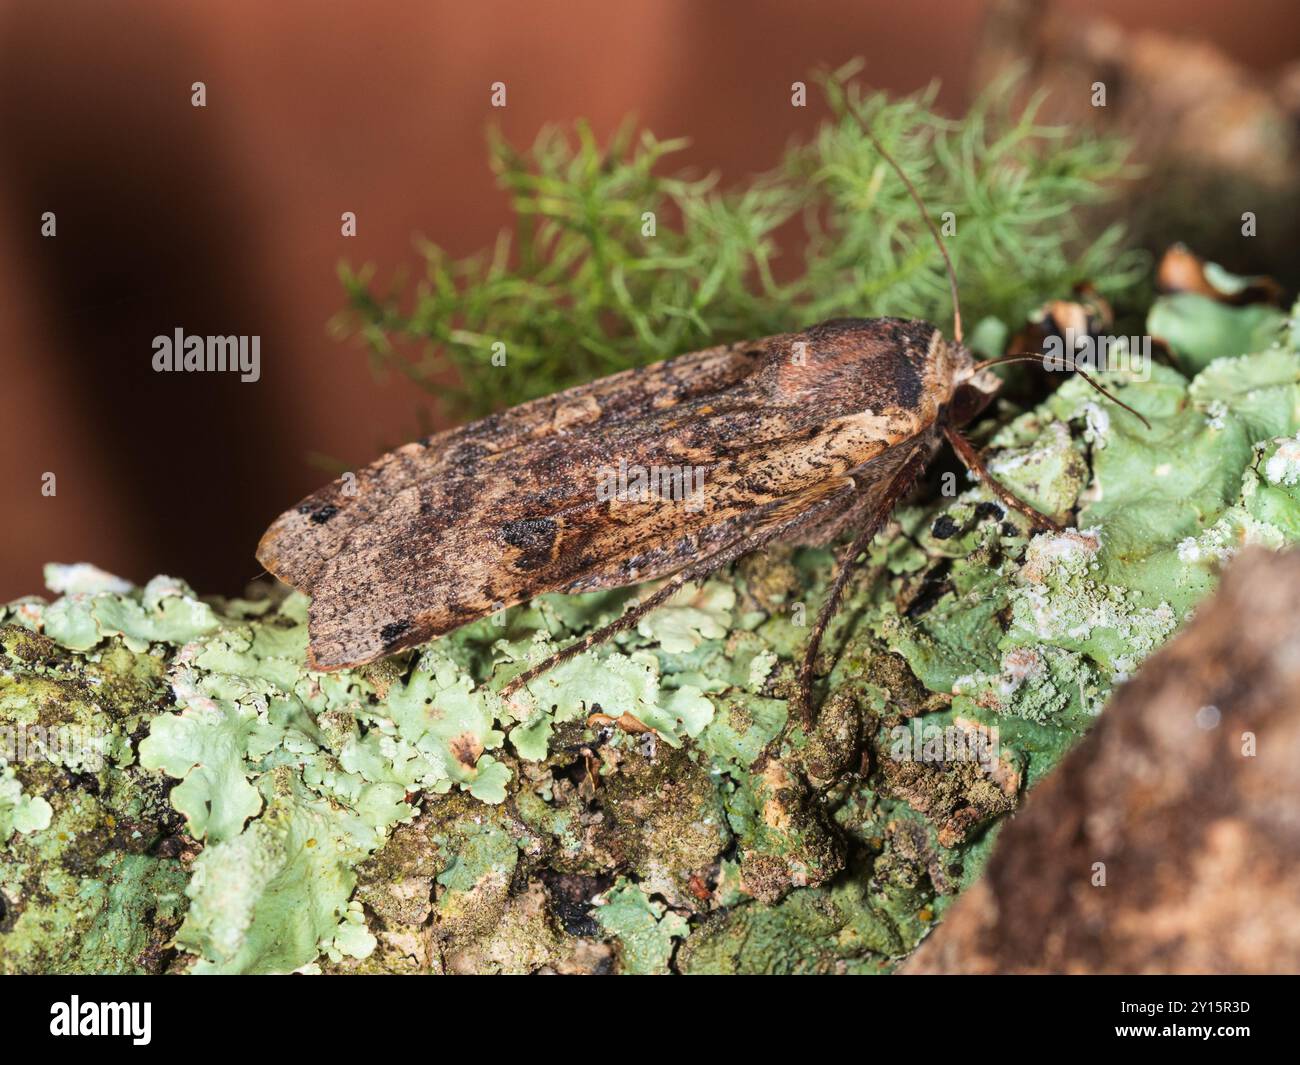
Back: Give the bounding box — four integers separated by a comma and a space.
6, 296, 1300, 974
0, 624, 189, 974
176, 773, 381, 974
594, 879, 688, 974
697, 694, 787, 777
0, 762, 52, 839
502, 640, 713, 757
139, 671, 266, 842
1148, 291, 1287, 374
40, 574, 222, 653
346, 650, 511, 803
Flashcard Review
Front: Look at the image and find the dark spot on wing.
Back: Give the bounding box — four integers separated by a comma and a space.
874, 320, 929, 408
501, 516, 559, 549
379, 619, 412, 647
500, 517, 559, 571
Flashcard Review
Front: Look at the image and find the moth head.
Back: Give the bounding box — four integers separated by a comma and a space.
947, 343, 1002, 426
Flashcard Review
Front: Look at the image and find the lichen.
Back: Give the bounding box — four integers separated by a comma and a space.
0, 762, 52, 840
594, 879, 689, 974
6, 294, 1300, 974
0, 625, 189, 974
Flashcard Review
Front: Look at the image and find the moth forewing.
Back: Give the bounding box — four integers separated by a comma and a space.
268, 317, 962, 672
256, 337, 775, 593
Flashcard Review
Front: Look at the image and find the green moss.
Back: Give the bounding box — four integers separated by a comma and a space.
335, 64, 1141, 420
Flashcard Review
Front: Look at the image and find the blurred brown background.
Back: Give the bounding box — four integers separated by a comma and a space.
2, 0, 1298, 599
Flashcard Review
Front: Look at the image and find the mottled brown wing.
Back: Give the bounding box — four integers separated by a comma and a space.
303, 348, 944, 667
796, 428, 943, 548
259, 316, 951, 670
303, 414, 900, 669
257, 338, 773, 591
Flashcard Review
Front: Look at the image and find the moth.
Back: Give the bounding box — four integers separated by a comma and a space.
257, 132, 1140, 721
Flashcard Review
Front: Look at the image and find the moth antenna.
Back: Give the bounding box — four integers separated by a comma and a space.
969, 354, 1049, 371
860, 121, 963, 344
1073, 368, 1151, 430
970, 352, 1152, 430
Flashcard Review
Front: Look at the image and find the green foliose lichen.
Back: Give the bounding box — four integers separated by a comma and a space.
5, 294, 1300, 974
594, 879, 689, 974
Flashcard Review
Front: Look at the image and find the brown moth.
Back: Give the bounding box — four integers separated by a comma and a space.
256, 132, 1137, 721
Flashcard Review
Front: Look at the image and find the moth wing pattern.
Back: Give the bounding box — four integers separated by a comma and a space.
257, 338, 774, 591
798, 428, 942, 547
258, 317, 958, 671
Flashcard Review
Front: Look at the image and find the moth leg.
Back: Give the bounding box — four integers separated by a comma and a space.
498, 570, 705, 699
796, 449, 932, 726
499, 485, 858, 701
942, 425, 1063, 533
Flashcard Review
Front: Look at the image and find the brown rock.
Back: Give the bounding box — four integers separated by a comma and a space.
904, 548, 1300, 974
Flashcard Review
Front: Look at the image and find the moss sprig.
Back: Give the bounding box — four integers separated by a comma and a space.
336, 61, 1145, 420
